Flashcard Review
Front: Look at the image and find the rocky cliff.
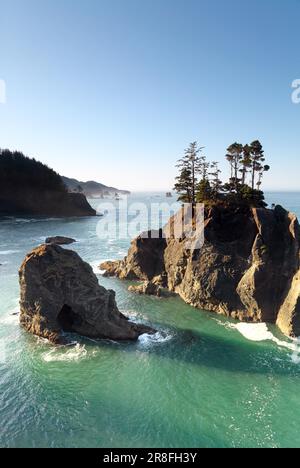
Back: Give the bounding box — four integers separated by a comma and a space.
0, 149, 96, 217
101, 204, 300, 337
0, 189, 96, 217
19, 244, 152, 343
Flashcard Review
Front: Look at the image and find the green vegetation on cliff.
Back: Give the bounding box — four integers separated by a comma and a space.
0, 149, 96, 217
174, 140, 270, 208
0, 149, 67, 193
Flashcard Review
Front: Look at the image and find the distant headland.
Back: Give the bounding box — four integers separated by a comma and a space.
62, 176, 130, 198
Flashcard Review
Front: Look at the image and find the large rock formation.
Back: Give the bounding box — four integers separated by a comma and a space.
101, 204, 300, 337
19, 244, 152, 343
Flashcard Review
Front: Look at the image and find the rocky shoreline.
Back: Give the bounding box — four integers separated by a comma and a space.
101, 204, 300, 337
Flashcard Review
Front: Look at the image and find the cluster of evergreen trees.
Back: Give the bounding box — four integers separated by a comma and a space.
174, 140, 270, 208
0, 149, 67, 193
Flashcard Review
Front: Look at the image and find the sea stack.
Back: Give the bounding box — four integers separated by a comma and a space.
19, 244, 153, 343
101, 204, 300, 337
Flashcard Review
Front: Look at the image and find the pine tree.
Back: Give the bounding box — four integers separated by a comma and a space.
226, 143, 243, 191
249, 140, 265, 190
196, 179, 212, 203
175, 142, 204, 204
256, 164, 270, 190
209, 161, 222, 198
199, 155, 210, 181
174, 167, 193, 203
240, 144, 252, 185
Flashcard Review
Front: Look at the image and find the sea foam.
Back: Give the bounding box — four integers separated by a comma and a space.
215, 319, 300, 360
42, 343, 89, 362
233, 323, 298, 352
138, 331, 172, 347
89, 260, 103, 275
0, 250, 21, 255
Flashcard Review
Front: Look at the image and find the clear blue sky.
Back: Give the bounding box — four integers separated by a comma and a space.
1, 0, 299, 191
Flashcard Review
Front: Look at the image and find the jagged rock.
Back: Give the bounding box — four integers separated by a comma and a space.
128, 281, 163, 297
100, 230, 167, 280
45, 236, 76, 245
101, 204, 300, 337
19, 244, 153, 343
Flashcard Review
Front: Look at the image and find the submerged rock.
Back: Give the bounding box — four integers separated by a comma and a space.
45, 236, 76, 245
19, 244, 153, 343
101, 204, 300, 337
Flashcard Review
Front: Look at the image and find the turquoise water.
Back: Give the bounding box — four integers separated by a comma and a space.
1, 192, 300, 448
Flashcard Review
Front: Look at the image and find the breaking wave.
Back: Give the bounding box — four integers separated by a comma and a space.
138, 331, 173, 347
89, 260, 103, 275
215, 319, 300, 362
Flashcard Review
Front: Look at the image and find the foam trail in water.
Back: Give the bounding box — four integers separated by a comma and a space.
42, 343, 88, 362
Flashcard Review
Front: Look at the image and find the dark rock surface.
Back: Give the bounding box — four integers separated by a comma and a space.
101, 205, 300, 337
45, 236, 76, 245
19, 244, 153, 343
0, 189, 96, 217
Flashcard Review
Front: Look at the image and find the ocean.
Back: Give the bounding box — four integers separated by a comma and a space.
1, 192, 300, 448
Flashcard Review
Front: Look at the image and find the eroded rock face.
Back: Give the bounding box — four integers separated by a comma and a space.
128, 281, 163, 297
100, 230, 167, 281
19, 244, 152, 343
101, 205, 300, 337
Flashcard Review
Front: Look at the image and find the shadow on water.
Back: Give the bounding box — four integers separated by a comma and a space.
80, 325, 300, 378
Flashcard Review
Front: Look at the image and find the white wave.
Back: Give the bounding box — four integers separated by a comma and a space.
42, 343, 88, 362
138, 331, 172, 347
0, 314, 19, 326
234, 323, 298, 352
15, 217, 61, 224
15, 218, 33, 223
89, 260, 102, 275
32, 236, 47, 243
0, 306, 19, 325
234, 323, 275, 342
291, 348, 300, 364
214, 319, 300, 361
0, 250, 21, 255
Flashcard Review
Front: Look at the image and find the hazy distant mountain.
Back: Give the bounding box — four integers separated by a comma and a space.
62, 176, 130, 198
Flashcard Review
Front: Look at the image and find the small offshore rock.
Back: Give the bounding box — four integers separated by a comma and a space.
45, 236, 76, 245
